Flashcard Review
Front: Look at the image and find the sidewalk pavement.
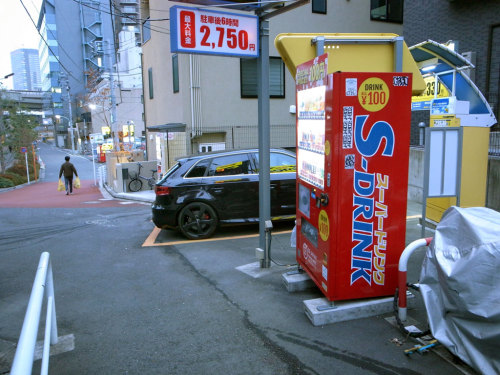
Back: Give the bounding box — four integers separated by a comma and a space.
2, 183, 461, 374
103, 183, 155, 203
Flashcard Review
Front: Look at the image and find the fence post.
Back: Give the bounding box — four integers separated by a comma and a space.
10, 252, 58, 375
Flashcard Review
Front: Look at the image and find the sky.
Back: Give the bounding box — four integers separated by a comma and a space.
0, 0, 42, 89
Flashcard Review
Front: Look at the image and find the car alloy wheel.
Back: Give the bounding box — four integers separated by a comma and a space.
178, 202, 218, 239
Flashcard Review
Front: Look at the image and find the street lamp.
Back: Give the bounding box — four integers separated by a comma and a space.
1, 73, 14, 80
55, 114, 76, 153
0, 73, 14, 88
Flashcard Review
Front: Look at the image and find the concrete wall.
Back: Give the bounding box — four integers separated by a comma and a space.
114, 160, 158, 193
407, 148, 425, 202
408, 147, 500, 212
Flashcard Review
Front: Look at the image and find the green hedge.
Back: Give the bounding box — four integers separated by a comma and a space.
7, 164, 37, 175
2, 161, 40, 188
0, 176, 15, 188
0, 173, 27, 185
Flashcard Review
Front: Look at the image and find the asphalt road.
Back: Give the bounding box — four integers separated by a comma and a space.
0, 143, 465, 374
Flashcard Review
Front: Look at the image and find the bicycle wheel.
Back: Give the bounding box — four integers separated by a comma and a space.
128, 178, 143, 192
147, 173, 157, 189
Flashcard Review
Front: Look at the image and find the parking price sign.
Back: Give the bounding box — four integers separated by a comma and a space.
170, 6, 259, 58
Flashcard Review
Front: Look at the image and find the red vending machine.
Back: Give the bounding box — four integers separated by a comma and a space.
296, 55, 412, 301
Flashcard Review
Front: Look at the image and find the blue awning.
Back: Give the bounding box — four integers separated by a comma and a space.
410, 40, 496, 126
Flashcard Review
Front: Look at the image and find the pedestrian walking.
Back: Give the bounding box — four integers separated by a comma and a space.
59, 156, 78, 195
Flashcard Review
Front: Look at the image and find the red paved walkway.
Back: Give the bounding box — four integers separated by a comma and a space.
0, 180, 142, 208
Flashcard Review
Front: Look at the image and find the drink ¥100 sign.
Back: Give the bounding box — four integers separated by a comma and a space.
170, 6, 259, 58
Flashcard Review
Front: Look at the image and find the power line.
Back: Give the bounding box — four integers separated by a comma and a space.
110, 0, 169, 22
148, 0, 294, 11
71, 0, 170, 32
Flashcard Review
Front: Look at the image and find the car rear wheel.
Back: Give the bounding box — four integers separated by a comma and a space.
178, 202, 218, 239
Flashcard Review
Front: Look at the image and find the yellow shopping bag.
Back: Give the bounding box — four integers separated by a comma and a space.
57, 179, 65, 192
74, 177, 81, 189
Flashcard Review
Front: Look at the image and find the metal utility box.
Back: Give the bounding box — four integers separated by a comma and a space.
295, 56, 412, 301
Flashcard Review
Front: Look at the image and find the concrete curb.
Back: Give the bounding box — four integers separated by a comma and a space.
102, 183, 154, 204
0, 180, 41, 194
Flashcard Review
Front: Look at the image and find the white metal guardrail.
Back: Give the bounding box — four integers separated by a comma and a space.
10, 252, 58, 375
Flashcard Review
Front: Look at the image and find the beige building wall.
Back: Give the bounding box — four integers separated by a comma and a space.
141, 0, 403, 169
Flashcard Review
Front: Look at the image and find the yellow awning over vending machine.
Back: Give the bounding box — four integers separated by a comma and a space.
275, 33, 425, 95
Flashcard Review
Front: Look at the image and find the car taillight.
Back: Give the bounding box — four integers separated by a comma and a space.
155, 185, 170, 196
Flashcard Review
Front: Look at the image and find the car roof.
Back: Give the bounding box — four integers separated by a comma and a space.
176, 148, 295, 163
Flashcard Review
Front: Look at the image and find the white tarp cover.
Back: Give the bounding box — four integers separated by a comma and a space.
420, 206, 500, 375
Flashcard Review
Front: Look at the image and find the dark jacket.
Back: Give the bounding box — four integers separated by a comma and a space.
59, 162, 78, 178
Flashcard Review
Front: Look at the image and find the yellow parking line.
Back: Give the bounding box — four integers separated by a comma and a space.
142, 227, 162, 247
143, 214, 420, 247
142, 227, 293, 247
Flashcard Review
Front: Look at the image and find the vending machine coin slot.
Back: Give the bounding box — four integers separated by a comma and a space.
320, 193, 329, 207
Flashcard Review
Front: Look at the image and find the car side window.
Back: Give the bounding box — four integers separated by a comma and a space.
208, 154, 253, 176
253, 152, 296, 173
186, 159, 211, 178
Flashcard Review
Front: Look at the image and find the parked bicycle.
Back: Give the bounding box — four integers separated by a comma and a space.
128, 163, 158, 192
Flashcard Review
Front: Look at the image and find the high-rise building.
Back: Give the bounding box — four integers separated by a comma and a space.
36, 0, 116, 114
10, 48, 42, 91
36, 0, 116, 146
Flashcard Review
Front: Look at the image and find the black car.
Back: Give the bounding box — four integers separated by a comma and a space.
152, 148, 296, 239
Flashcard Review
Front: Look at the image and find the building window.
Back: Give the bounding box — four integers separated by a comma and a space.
172, 54, 179, 93
240, 57, 285, 98
142, 18, 151, 43
148, 67, 153, 99
370, 0, 403, 23
312, 0, 327, 14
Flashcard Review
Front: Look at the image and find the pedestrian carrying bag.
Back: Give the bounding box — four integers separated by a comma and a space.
74, 177, 81, 189
57, 179, 65, 192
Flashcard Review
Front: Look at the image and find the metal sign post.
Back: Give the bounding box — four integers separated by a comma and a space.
255, 0, 310, 268
257, 18, 271, 267
21, 147, 30, 184
168, 0, 309, 268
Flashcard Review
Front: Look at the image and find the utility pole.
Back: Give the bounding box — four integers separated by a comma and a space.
60, 73, 75, 153
105, 40, 118, 151
66, 82, 75, 154
0, 105, 6, 173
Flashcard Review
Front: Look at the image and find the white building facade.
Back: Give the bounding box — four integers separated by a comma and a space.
89, 27, 145, 151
